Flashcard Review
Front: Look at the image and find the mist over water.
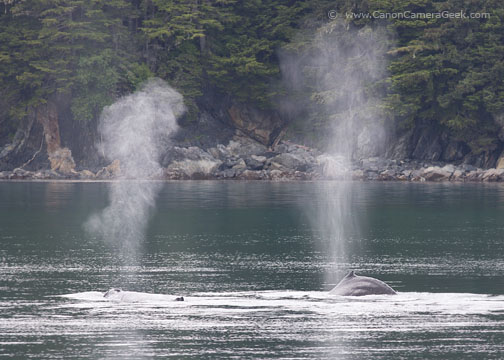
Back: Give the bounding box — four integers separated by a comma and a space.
85, 78, 185, 258
280, 21, 390, 276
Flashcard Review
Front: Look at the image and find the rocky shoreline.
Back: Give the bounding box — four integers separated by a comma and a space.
2, 136, 504, 182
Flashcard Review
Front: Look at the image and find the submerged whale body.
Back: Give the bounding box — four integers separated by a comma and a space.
103, 288, 184, 302
329, 271, 397, 296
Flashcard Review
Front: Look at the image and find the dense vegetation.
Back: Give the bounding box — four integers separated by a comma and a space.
1, 0, 503, 162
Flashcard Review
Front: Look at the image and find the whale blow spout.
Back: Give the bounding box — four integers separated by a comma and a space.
329, 271, 397, 296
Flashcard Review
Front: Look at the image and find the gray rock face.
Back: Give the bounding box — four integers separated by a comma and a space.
330, 271, 397, 296
163, 146, 222, 179
412, 127, 443, 161
422, 166, 452, 181
268, 152, 313, 172
3, 130, 504, 182
227, 102, 285, 146
355, 124, 386, 160
442, 140, 469, 162
244, 155, 266, 170
481, 168, 504, 182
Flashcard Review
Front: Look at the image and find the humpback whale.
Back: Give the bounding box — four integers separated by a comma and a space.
103, 288, 184, 302
329, 271, 397, 296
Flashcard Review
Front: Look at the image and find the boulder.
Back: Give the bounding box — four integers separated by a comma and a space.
162, 146, 216, 166
167, 159, 221, 179
451, 169, 465, 181
48, 147, 76, 175
268, 152, 313, 172
465, 170, 483, 181
481, 168, 504, 182
224, 136, 268, 157
269, 169, 287, 180
79, 169, 96, 179
11, 168, 32, 179
244, 155, 266, 170
441, 164, 456, 173
238, 170, 266, 180
96, 159, 121, 179
379, 169, 397, 181
422, 166, 452, 181
410, 169, 425, 182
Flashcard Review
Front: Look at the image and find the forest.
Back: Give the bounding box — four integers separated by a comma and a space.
1, 0, 503, 169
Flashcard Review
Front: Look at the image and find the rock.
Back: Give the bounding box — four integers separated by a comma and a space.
482, 168, 504, 182
96, 159, 121, 179
269, 169, 287, 180
227, 102, 284, 146
316, 154, 350, 178
225, 136, 268, 157
167, 159, 221, 179
496, 153, 504, 169
379, 169, 397, 181
162, 146, 217, 166
244, 155, 267, 170
11, 168, 32, 179
366, 171, 380, 181
48, 147, 76, 175
360, 157, 390, 172
219, 157, 241, 170
79, 169, 95, 179
451, 169, 464, 181
401, 169, 412, 178
410, 169, 425, 182
465, 170, 483, 181
441, 164, 456, 173
355, 124, 386, 160
386, 130, 413, 160
411, 127, 443, 161
268, 152, 313, 172
352, 169, 365, 180
162, 146, 222, 179
494, 112, 504, 142
442, 140, 469, 162
422, 166, 452, 181
461, 164, 477, 172
238, 170, 266, 180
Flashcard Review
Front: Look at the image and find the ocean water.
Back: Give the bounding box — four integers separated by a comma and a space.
0, 181, 503, 359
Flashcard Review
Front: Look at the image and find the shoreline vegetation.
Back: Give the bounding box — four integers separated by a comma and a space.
1, 1, 504, 174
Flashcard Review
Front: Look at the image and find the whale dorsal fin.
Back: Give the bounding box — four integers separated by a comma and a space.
345, 271, 356, 278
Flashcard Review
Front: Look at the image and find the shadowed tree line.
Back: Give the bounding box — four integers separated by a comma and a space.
0, 0, 503, 165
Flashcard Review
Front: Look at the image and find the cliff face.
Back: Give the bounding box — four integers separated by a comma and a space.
1, 91, 503, 173
387, 125, 503, 169
0, 96, 77, 173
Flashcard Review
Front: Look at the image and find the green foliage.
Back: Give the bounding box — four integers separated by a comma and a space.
205, 1, 309, 106
1, 0, 504, 157
377, 0, 504, 154
0, 0, 147, 123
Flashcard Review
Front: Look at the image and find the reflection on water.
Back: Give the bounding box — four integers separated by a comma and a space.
1, 181, 504, 359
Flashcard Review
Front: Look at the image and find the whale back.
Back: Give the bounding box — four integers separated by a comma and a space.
103, 288, 184, 302
330, 271, 397, 296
